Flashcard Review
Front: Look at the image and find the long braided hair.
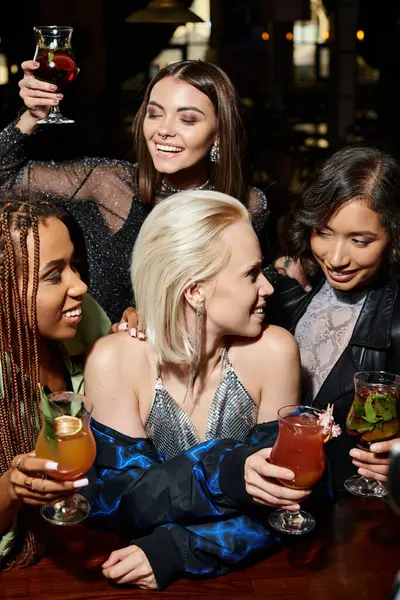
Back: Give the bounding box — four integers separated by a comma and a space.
0, 199, 64, 568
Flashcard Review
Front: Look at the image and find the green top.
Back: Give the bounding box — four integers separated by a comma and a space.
0, 294, 111, 565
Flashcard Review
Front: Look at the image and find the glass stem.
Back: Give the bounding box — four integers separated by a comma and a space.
283, 509, 305, 529
53, 495, 78, 519
49, 105, 61, 116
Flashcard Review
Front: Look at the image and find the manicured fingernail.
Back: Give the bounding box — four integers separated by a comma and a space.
130, 327, 137, 338
56, 94, 63, 99
73, 478, 89, 488
305, 285, 312, 293
45, 461, 59, 470
33, 61, 40, 67
370, 443, 381, 453
51, 85, 58, 91
286, 470, 295, 479
138, 332, 145, 340
118, 322, 129, 331
350, 449, 361, 459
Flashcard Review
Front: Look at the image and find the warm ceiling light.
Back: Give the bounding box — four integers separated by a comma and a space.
125, 0, 204, 24
261, 32, 270, 41
356, 29, 365, 41
286, 32, 294, 41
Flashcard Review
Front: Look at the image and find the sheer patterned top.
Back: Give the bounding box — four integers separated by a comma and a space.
0, 121, 268, 322
295, 280, 367, 401
144, 348, 258, 460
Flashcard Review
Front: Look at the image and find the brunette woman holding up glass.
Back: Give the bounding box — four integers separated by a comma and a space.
0, 60, 279, 322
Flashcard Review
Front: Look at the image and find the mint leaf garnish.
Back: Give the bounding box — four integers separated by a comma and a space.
354, 403, 365, 417
364, 394, 377, 423
357, 424, 375, 433
48, 51, 54, 63
38, 385, 57, 445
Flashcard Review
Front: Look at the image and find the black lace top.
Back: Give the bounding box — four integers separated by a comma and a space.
0, 120, 268, 321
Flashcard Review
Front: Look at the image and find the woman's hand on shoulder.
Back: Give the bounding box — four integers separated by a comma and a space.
6, 452, 88, 506
102, 545, 158, 589
244, 447, 311, 509
110, 307, 145, 340
274, 256, 312, 292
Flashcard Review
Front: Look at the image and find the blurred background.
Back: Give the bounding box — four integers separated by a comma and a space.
1, 0, 399, 256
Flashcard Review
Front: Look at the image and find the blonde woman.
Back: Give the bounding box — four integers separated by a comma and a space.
84, 191, 312, 589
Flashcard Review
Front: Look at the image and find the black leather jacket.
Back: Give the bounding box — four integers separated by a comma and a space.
267, 274, 400, 493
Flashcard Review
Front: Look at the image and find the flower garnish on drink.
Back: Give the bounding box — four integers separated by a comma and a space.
318, 404, 342, 443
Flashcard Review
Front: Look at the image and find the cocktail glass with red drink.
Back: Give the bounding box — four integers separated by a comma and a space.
345, 371, 400, 498
33, 26, 77, 124
268, 405, 327, 535
35, 391, 96, 525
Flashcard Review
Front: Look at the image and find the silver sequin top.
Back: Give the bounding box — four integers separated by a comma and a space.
0, 121, 269, 322
145, 348, 258, 460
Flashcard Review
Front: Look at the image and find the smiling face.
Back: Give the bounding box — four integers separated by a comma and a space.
310, 198, 389, 291
24, 217, 88, 340
143, 76, 218, 180
200, 221, 274, 337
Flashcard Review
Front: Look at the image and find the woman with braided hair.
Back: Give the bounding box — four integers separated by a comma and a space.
0, 199, 110, 568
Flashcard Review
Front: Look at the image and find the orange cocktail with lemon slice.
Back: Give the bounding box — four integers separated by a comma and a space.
36, 412, 96, 480
35, 391, 96, 524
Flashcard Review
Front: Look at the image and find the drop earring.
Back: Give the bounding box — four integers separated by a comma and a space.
183, 304, 205, 404
210, 142, 220, 164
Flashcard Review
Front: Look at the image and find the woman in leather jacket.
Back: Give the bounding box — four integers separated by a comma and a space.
267, 145, 400, 494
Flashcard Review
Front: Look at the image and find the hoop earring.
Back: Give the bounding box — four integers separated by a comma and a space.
210, 142, 220, 164
183, 304, 205, 404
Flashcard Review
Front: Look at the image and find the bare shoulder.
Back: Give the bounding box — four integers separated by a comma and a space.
259, 324, 298, 356
230, 325, 299, 367
85, 332, 151, 377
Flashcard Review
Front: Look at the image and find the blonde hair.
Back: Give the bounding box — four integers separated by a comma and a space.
131, 190, 249, 364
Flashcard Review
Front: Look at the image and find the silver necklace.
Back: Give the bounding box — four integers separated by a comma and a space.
161, 178, 213, 195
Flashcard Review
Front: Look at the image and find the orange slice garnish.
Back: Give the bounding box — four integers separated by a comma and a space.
54, 415, 82, 438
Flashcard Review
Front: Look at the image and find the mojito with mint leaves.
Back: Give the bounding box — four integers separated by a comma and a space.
346, 372, 399, 449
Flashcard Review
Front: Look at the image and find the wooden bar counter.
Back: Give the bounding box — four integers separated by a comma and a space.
0, 498, 399, 600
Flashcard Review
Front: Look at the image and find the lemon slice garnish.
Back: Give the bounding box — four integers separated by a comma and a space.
54, 415, 82, 438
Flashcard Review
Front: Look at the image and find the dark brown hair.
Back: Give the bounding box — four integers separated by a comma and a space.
133, 60, 247, 204
0, 199, 64, 568
289, 145, 400, 278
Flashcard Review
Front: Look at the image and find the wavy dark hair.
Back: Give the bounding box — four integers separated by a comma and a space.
289, 145, 400, 278
133, 60, 247, 204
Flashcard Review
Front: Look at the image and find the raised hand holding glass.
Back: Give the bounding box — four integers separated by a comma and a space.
33, 26, 77, 124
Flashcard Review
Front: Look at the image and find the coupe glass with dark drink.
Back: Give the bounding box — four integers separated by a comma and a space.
345, 371, 400, 498
33, 26, 77, 124
268, 405, 327, 535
